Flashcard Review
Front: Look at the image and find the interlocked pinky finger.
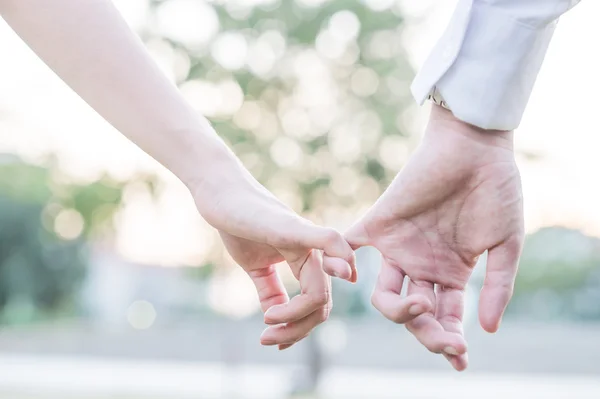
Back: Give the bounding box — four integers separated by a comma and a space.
260, 306, 329, 346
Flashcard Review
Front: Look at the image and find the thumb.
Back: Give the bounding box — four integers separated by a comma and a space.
479, 238, 522, 333
344, 219, 372, 250
340, 220, 372, 284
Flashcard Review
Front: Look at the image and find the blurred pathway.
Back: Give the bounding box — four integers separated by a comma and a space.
1, 354, 599, 399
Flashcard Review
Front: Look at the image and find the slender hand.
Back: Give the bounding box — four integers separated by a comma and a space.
0, 0, 355, 347
190, 155, 356, 348
346, 105, 524, 371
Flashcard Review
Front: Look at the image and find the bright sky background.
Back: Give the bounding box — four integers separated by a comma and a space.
0, 0, 599, 266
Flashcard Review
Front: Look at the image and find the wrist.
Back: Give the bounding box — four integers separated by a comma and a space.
181, 134, 265, 221
182, 140, 242, 195
168, 119, 239, 190
427, 104, 514, 152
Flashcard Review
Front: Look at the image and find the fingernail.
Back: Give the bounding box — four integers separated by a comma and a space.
444, 346, 459, 356
409, 304, 425, 315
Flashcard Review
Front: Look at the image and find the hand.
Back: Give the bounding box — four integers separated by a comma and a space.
346, 105, 524, 371
188, 149, 356, 349
220, 231, 333, 350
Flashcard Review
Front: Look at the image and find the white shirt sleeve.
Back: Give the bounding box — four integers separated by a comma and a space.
412, 0, 581, 131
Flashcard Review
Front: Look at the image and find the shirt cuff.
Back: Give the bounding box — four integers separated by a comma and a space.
411, 0, 558, 131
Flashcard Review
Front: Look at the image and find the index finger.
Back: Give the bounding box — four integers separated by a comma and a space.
264, 250, 331, 325
247, 265, 289, 313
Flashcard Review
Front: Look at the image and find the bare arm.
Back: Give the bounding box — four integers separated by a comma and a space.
0, 2, 358, 343
0, 0, 226, 186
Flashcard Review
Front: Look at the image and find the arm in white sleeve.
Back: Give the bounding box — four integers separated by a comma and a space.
412, 0, 581, 131
0, 0, 228, 186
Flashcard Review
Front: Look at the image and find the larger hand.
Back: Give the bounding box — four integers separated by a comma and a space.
346, 105, 524, 371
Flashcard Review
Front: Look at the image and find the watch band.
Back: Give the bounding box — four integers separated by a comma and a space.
427, 86, 450, 111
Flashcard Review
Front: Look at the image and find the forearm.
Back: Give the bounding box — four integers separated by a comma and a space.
412, 0, 581, 131
0, 0, 229, 186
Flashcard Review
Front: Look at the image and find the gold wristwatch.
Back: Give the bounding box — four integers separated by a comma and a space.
427, 86, 450, 111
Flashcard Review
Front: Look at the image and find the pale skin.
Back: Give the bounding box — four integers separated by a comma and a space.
192, 163, 357, 349
347, 105, 525, 371
1, 0, 524, 366
0, 0, 356, 349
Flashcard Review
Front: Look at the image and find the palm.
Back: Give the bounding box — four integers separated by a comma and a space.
347, 111, 524, 371
375, 161, 522, 287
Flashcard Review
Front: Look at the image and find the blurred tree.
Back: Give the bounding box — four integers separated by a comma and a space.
0, 195, 85, 323
142, 1, 414, 393
145, 0, 415, 219
506, 227, 600, 321
147, 0, 414, 323
0, 157, 145, 323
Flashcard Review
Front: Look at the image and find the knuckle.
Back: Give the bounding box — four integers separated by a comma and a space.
502, 284, 515, 302
506, 234, 525, 251
278, 323, 289, 335
318, 305, 332, 324
311, 291, 330, 308
323, 228, 342, 248
439, 315, 464, 332
499, 277, 515, 293
389, 304, 412, 324
390, 311, 406, 324
486, 270, 516, 296
318, 308, 329, 324
281, 324, 298, 341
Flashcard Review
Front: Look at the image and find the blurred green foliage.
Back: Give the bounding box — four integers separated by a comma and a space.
0, 159, 132, 323
2, 0, 596, 327
149, 2, 600, 323
145, 1, 415, 311
0, 195, 84, 323
146, 0, 415, 216
507, 227, 600, 321
144, 1, 600, 320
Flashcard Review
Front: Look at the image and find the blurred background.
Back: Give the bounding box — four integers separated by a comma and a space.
1, 0, 600, 398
